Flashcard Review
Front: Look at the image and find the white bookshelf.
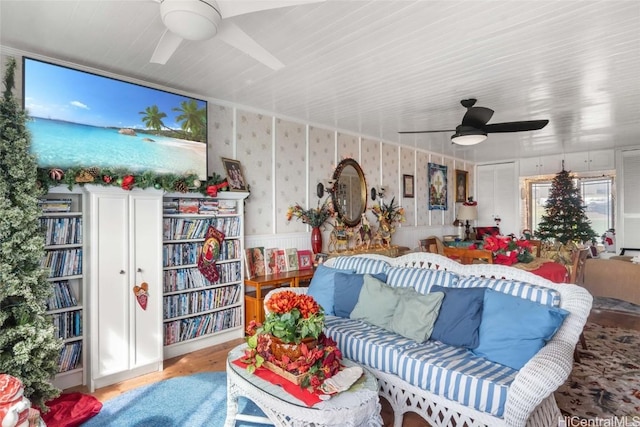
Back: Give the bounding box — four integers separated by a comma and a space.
39, 187, 86, 390
162, 191, 249, 359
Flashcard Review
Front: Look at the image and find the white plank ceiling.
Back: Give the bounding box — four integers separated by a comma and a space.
1, 0, 639, 163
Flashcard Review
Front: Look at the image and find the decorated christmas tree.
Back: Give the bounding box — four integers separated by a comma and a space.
0, 57, 61, 407
536, 168, 597, 244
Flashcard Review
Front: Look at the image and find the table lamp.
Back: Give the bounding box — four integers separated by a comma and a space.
457, 204, 478, 241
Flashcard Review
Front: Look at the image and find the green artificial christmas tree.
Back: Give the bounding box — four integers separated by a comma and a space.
0, 57, 61, 408
535, 168, 597, 244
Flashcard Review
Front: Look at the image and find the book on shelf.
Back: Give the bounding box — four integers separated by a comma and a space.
297, 249, 313, 270
285, 248, 299, 271
178, 199, 200, 214
38, 198, 73, 213
264, 248, 278, 275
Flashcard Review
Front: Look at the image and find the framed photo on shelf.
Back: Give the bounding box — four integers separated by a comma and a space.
297, 250, 313, 270
403, 174, 414, 198
455, 169, 468, 203
221, 157, 247, 192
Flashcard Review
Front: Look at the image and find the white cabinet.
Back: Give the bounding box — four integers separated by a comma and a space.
519, 155, 564, 176
477, 163, 518, 235
39, 188, 86, 390
564, 150, 615, 172
87, 186, 163, 390
162, 192, 248, 359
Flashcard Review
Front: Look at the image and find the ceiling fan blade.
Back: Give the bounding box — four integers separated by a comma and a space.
398, 129, 455, 134
483, 120, 549, 133
217, 21, 284, 70
150, 29, 184, 64
461, 106, 494, 128
217, 0, 324, 19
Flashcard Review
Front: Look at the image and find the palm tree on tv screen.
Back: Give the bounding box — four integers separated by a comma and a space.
173, 99, 206, 142
139, 105, 167, 131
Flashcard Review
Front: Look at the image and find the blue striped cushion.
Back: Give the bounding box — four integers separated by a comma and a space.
324, 316, 415, 374
332, 256, 390, 275
456, 277, 561, 307
386, 267, 460, 295
396, 342, 517, 418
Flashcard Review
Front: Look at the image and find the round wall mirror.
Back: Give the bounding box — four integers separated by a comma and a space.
331, 158, 367, 227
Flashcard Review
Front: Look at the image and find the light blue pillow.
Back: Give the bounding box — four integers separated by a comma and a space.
390, 289, 444, 342
306, 265, 354, 315
350, 274, 409, 329
473, 288, 569, 370
333, 272, 387, 318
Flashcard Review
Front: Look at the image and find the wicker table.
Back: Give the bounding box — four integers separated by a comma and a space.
225, 344, 382, 427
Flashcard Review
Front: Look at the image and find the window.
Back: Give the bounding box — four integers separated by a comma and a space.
528, 175, 614, 238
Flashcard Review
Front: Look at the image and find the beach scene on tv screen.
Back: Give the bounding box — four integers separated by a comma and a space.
24, 58, 207, 179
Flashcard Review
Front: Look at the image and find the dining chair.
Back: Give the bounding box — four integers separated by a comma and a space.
443, 246, 493, 264
529, 239, 542, 257
570, 248, 590, 362
419, 236, 443, 254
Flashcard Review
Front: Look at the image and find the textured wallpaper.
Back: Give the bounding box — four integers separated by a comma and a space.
337, 132, 359, 162
208, 104, 234, 179
206, 105, 474, 246
380, 143, 399, 203
416, 151, 430, 226
236, 110, 273, 235
400, 147, 416, 226
275, 119, 307, 234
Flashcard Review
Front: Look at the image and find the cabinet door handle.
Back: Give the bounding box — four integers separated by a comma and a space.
119, 270, 125, 275
137, 268, 143, 273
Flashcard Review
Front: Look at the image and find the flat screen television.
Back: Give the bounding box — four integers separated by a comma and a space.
23, 57, 208, 179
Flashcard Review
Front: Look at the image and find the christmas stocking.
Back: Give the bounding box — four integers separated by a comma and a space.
198, 225, 225, 283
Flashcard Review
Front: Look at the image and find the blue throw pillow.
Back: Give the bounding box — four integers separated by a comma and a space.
429, 285, 485, 349
306, 265, 355, 315
473, 288, 569, 370
333, 272, 387, 318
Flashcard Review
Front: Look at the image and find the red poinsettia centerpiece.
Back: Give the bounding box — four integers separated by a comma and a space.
242, 291, 342, 390
471, 235, 534, 266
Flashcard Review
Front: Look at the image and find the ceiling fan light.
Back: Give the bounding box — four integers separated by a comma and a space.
160, 0, 221, 41
451, 132, 487, 146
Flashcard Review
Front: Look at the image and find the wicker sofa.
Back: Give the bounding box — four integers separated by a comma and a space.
265, 253, 592, 427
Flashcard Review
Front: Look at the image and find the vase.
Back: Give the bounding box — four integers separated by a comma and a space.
269, 336, 318, 361
311, 227, 322, 254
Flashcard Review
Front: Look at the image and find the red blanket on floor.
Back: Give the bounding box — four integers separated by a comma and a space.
41, 392, 102, 427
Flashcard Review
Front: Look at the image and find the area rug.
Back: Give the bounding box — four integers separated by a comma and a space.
592, 296, 640, 316
555, 322, 640, 419
81, 371, 265, 426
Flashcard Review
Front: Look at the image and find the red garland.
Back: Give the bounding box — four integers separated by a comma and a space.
121, 175, 135, 191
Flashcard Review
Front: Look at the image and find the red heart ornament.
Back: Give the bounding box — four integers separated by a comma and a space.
133, 282, 149, 310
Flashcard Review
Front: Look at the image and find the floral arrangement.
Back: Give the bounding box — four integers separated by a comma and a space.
286, 197, 335, 228
370, 197, 405, 229
242, 291, 342, 390
473, 235, 533, 266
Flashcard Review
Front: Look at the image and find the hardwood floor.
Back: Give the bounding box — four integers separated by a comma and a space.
67, 308, 640, 427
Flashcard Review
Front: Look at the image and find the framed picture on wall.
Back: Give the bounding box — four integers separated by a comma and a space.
455, 169, 468, 203
428, 162, 448, 210
403, 174, 414, 198
221, 157, 247, 192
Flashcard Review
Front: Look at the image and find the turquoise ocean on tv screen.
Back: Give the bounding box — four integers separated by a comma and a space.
28, 117, 207, 178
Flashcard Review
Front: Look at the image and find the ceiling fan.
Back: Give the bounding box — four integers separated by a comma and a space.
398, 99, 549, 146
150, 0, 321, 69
